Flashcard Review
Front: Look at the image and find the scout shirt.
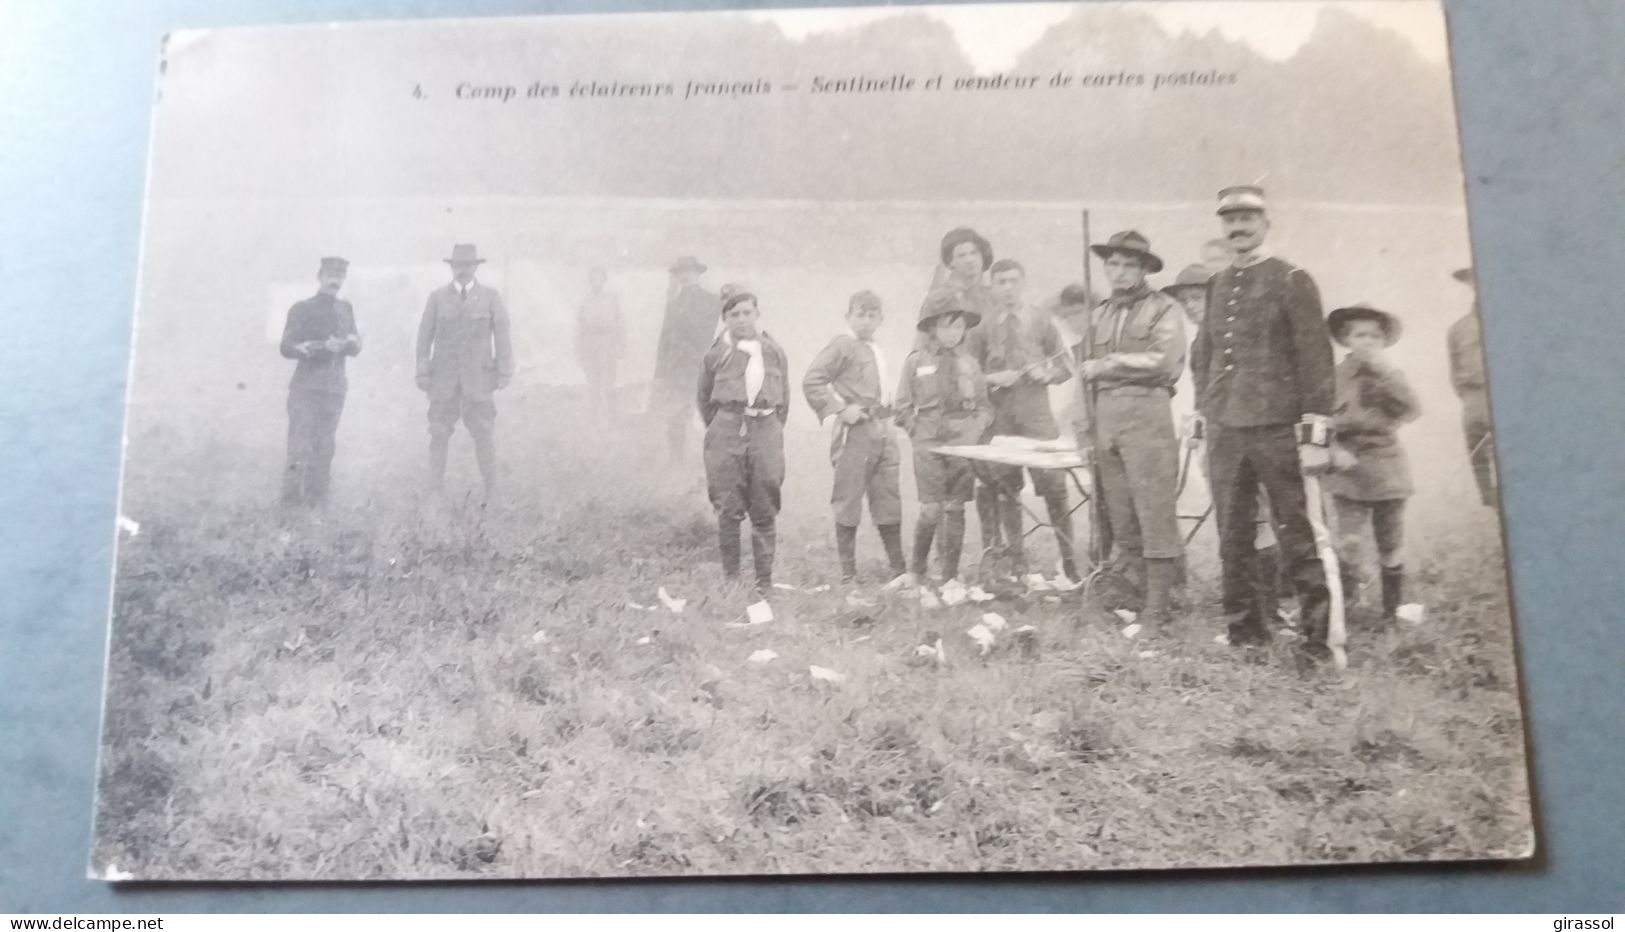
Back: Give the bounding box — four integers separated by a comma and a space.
1083, 286, 1187, 395
1191, 249, 1335, 428
964, 303, 1071, 436
415, 281, 514, 401
280, 292, 361, 394
895, 342, 992, 445
802, 332, 890, 423
696, 330, 790, 426
1324, 353, 1421, 501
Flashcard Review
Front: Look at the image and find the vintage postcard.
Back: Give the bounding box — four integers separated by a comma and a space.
93, 1, 1532, 880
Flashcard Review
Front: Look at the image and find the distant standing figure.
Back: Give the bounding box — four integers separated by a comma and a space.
1325, 303, 1420, 622
279, 256, 361, 508
654, 256, 721, 461
576, 267, 626, 419
416, 243, 514, 495
1447, 267, 1496, 506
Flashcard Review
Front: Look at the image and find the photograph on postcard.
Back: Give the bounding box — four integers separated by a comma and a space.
92, 1, 1532, 880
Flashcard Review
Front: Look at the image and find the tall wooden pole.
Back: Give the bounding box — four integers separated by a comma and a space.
1080, 209, 1111, 569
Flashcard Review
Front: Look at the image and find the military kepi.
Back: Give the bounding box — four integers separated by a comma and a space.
1216, 185, 1267, 215
319, 256, 348, 274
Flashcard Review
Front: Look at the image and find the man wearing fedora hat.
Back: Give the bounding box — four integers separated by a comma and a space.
1077, 231, 1186, 627
415, 243, 514, 494
279, 256, 362, 507
1192, 185, 1337, 656
1325, 303, 1420, 621
653, 256, 721, 461
1447, 267, 1496, 506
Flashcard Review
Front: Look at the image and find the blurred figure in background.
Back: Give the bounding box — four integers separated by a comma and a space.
1447, 267, 1496, 506
279, 255, 361, 509
653, 256, 720, 462
575, 266, 626, 420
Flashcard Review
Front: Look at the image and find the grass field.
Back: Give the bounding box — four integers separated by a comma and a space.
91, 390, 1533, 880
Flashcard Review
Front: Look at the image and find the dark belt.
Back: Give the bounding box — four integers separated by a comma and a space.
857, 404, 895, 420
1097, 384, 1172, 397
716, 402, 778, 418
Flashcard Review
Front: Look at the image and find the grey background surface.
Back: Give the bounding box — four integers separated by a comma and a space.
1, 0, 1620, 913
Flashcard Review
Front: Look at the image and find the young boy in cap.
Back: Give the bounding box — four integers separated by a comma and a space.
894, 289, 992, 588
1325, 303, 1420, 621
802, 290, 908, 585
697, 290, 790, 596
280, 256, 361, 507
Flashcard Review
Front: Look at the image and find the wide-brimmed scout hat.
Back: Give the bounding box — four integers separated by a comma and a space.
670, 255, 708, 274
1216, 185, 1267, 215
444, 244, 485, 265
318, 256, 349, 274
1091, 230, 1164, 274
1162, 264, 1211, 295
1328, 303, 1403, 347
939, 227, 993, 271
1452, 266, 1474, 284
916, 287, 981, 332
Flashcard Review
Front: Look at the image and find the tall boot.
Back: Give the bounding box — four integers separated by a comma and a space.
428, 435, 450, 492
877, 523, 907, 578
718, 519, 742, 579
1000, 499, 1026, 573
835, 523, 859, 582
473, 432, 498, 494
1255, 544, 1282, 624
1142, 557, 1178, 628
1380, 565, 1404, 622
941, 510, 967, 581
975, 487, 1001, 554
1044, 491, 1078, 581
1339, 560, 1361, 608
751, 520, 776, 593
911, 519, 938, 577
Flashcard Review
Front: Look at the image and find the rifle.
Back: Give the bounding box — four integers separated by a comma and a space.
1080, 210, 1112, 570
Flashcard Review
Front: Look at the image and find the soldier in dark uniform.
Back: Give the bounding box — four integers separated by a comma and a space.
279, 256, 361, 507
1447, 267, 1496, 506
415, 243, 514, 495
1191, 186, 1337, 657
654, 256, 721, 461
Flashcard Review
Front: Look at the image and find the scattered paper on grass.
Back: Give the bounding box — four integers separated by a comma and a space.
1396, 603, 1426, 624
746, 600, 774, 625
748, 649, 778, 663
980, 612, 1008, 631
1113, 608, 1138, 624
116, 515, 140, 537
530, 630, 548, 644
1213, 633, 1231, 646
1121, 623, 1142, 639
919, 588, 941, 609
627, 601, 657, 612
809, 665, 847, 683
939, 578, 968, 605
772, 582, 798, 591
966, 624, 996, 654
1137, 649, 1162, 659
1023, 573, 1053, 592
1043, 595, 1060, 603
101, 863, 135, 882
967, 585, 995, 602
809, 584, 831, 593
845, 593, 877, 608
656, 587, 687, 614
1280, 627, 1300, 638
634, 635, 653, 645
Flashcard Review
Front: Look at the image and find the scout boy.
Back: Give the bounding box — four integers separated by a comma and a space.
1325, 303, 1421, 621
894, 289, 992, 588
697, 290, 790, 596
279, 256, 361, 508
415, 243, 515, 495
802, 290, 908, 585
1191, 185, 1337, 657
967, 258, 1078, 584
1447, 267, 1496, 506
1076, 232, 1186, 628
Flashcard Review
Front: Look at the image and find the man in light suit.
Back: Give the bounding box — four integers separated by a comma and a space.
416, 243, 514, 495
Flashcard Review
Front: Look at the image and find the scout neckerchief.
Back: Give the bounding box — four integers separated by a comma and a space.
726, 330, 767, 404
850, 327, 889, 405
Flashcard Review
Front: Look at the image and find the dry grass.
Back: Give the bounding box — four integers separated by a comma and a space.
91, 397, 1533, 880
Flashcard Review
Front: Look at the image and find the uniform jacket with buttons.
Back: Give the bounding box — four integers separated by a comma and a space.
696, 331, 790, 426
802, 334, 890, 423
1325, 353, 1420, 500
1192, 253, 1335, 427
415, 282, 514, 402
895, 342, 992, 445
281, 293, 361, 394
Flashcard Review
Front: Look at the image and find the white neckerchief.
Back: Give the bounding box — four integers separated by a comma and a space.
729, 331, 766, 404
851, 328, 888, 405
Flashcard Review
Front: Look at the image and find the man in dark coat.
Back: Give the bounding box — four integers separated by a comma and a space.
415, 243, 514, 494
1191, 185, 1337, 657
1447, 267, 1496, 506
279, 256, 361, 507
653, 255, 720, 461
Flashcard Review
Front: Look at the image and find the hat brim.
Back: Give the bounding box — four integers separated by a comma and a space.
1090, 244, 1164, 274
444, 258, 486, 264
917, 309, 982, 333
1162, 282, 1204, 296
1328, 306, 1403, 347
670, 261, 708, 274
